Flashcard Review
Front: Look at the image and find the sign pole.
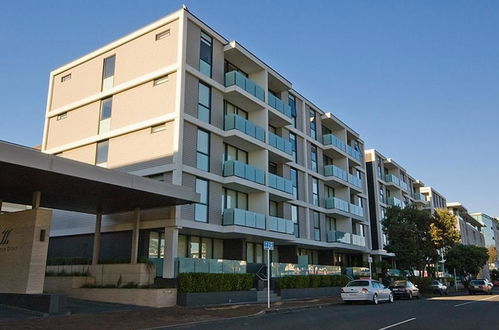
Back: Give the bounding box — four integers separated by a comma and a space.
454, 268, 458, 291
267, 248, 270, 309
368, 256, 373, 280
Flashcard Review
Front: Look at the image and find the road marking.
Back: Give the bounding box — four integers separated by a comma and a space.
454, 295, 498, 307
378, 318, 416, 330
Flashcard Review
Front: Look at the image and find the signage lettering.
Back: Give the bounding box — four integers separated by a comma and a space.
0, 229, 13, 245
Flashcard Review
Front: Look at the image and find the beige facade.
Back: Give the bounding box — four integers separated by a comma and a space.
43, 8, 371, 277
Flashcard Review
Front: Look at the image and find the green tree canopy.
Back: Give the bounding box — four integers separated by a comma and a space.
444, 244, 489, 279
430, 208, 461, 250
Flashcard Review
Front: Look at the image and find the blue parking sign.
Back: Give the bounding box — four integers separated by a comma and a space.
263, 241, 274, 250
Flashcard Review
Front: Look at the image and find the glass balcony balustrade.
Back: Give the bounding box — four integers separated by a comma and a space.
224, 114, 265, 142
268, 173, 293, 194
346, 145, 362, 162
349, 203, 364, 217
325, 196, 350, 213
267, 216, 294, 235
224, 71, 265, 101
223, 208, 266, 230
327, 231, 366, 247
176, 257, 247, 275
322, 134, 346, 152
387, 196, 404, 208
223, 160, 265, 185
268, 132, 293, 155
267, 93, 292, 118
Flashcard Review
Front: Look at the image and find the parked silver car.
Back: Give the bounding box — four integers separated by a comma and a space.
431, 280, 448, 295
341, 280, 394, 305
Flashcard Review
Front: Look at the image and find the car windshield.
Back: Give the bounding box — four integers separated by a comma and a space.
471, 280, 485, 285
393, 281, 407, 287
347, 281, 370, 287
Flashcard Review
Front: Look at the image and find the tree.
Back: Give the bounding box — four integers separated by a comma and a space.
487, 246, 497, 265
430, 208, 461, 250
382, 206, 437, 276
445, 244, 489, 282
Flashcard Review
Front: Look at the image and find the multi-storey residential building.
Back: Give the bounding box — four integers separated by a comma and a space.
364, 149, 428, 261
447, 203, 485, 248
41, 8, 371, 278
471, 212, 499, 270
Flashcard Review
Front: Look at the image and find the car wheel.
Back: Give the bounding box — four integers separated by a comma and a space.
372, 294, 378, 305
408, 292, 413, 300
388, 293, 394, 303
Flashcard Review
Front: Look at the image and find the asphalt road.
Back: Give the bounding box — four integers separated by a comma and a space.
172, 292, 499, 330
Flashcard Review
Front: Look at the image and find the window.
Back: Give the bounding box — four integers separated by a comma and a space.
61, 73, 71, 82
199, 31, 212, 77
56, 112, 67, 121
195, 178, 209, 222
311, 145, 318, 172
289, 133, 298, 163
102, 55, 116, 91
290, 168, 299, 200
196, 129, 210, 171
155, 29, 170, 40
95, 140, 109, 166
198, 82, 211, 123
224, 101, 248, 119
146, 173, 165, 182
246, 242, 264, 263
99, 97, 112, 133
224, 60, 248, 77
289, 94, 297, 128
291, 205, 299, 238
325, 185, 335, 198
312, 178, 319, 206
148, 231, 164, 258
377, 161, 383, 178
379, 185, 385, 203
309, 110, 317, 140
178, 235, 187, 257
224, 144, 248, 163
326, 216, 336, 232
269, 201, 278, 217
223, 188, 248, 210
153, 76, 168, 86
151, 123, 166, 133
313, 212, 321, 241
269, 162, 277, 175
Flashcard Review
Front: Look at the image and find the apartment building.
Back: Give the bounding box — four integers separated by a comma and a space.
446, 203, 485, 247
419, 186, 447, 212
41, 8, 370, 278
471, 212, 499, 269
364, 149, 428, 260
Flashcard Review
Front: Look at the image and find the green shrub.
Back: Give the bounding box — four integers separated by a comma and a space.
408, 276, 434, 293
277, 275, 350, 289
177, 273, 254, 293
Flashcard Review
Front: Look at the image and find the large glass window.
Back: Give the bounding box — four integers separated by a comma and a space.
291, 205, 299, 238
325, 185, 335, 198
224, 144, 248, 163
290, 168, 299, 200
99, 97, 112, 133
223, 188, 248, 210
224, 60, 248, 77
326, 216, 336, 232
102, 55, 115, 91
95, 140, 109, 166
198, 82, 211, 123
269, 200, 278, 217
196, 129, 210, 171
148, 231, 164, 258
289, 133, 298, 163
311, 145, 318, 172
312, 178, 319, 206
313, 212, 321, 241
309, 110, 317, 140
224, 101, 248, 119
289, 94, 297, 128
199, 31, 213, 77
195, 178, 209, 222
379, 185, 385, 203
178, 234, 187, 257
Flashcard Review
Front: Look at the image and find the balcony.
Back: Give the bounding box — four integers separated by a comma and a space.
176, 257, 246, 275
384, 174, 408, 191
327, 231, 366, 247
346, 145, 362, 163
325, 197, 350, 213
323, 134, 346, 152
268, 173, 293, 195
324, 165, 348, 182
224, 114, 265, 142
387, 196, 404, 208
224, 71, 265, 111
414, 193, 426, 202
347, 173, 363, 189
267, 216, 294, 235
267, 93, 292, 118
223, 160, 265, 190
400, 181, 409, 191
350, 203, 364, 218
223, 208, 266, 230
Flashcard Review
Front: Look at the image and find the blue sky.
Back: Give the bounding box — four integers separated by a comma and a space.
1, 0, 498, 216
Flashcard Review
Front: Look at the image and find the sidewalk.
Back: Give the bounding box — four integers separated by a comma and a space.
0, 296, 343, 330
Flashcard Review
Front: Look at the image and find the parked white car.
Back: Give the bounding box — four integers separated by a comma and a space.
341, 280, 394, 305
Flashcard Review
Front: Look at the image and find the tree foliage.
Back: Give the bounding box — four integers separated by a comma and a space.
444, 244, 489, 280
487, 246, 497, 264
430, 208, 461, 250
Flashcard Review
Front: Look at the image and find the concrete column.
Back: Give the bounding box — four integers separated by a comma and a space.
32, 191, 41, 209
163, 227, 179, 278
92, 213, 102, 265
131, 208, 141, 264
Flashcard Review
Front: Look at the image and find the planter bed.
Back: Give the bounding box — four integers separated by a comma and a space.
177, 290, 257, 307
279, 287, 341, 300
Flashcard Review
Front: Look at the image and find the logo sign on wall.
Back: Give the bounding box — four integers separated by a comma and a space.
0, 228, 17, 252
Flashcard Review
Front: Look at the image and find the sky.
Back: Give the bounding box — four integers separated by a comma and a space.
1, 0, 498, 216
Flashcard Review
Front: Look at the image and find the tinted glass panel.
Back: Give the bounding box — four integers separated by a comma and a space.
103, 56, 115, 78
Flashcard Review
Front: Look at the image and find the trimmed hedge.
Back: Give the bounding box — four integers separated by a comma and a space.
177, 273, 254, 293
278, 275, 350, 289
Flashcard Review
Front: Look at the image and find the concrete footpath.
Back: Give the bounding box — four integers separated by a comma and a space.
0, 296, 343, 330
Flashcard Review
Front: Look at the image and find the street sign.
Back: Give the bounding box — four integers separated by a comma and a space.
263, 241, 274, 250
368, 256, 373, 263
